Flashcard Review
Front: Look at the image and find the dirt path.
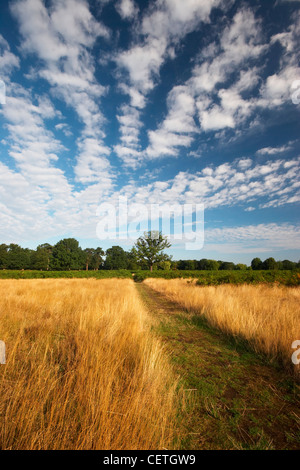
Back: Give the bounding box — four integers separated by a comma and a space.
136, 282, 300, 450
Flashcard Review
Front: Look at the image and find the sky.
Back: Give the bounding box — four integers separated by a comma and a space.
0, 0, 299, 264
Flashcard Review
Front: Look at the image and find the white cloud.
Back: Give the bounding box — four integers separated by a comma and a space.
114, 0, 227, 164
260, 14, 300, 106
0, 34, 20, 77
146, 85, 197, 158
200, 105, 235, 131
74, 137, 112, 184
122, 157, 300, 210
116, 0, 138, 20
256, 144, 293, 155
141, 0, 224, 40
260, 65, 300, 107
142, 5, 299, 158
143, 7, 267, 158
116, 38, 168, 94
113, 104, 143, 167
11, 0, 113, 185
205, 223, 300, 253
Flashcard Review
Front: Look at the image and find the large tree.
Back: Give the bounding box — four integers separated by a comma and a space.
83, 247, 104, 270
90, 247, 104, 270
134, 231, 171, 271
7, 244, 31, 270
0, 244, 8, 269
51, 238, 83, 270
31, 244, 53, 270
262, 257, 277, 270
251, 257, 263, 270
104, 246, 128, 270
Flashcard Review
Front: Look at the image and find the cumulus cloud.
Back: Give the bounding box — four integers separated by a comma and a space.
205, 223, 300, 253
256, 143, 294, 155
144, 8, 266, 158
0, 0, 298, 252
143, 5, 300, 160
11, 0, 113, 185
0, 34, 20, 77
116, 0, 138, 20
114, 0, 227, 164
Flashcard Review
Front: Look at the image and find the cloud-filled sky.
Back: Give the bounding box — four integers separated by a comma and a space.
0, 0, 299, 263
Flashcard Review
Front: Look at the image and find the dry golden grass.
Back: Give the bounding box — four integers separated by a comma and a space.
0, 279, 177, 450
144, 279, 300, 374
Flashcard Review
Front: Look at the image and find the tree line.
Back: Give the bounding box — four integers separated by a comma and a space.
175, 257, 300, 271
0, 235, 298, 271
0, 232, 171, 271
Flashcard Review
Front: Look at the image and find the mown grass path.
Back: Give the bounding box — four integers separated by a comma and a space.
136, 282, 300, 450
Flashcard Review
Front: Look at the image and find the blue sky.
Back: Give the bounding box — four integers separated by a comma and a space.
0, 0, 299, 263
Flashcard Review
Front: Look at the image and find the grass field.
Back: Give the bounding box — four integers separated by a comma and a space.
0, 269, 133, 279
0, 278, 299, 450
133, 269, 300, 286
0, 279, 177, 450
144, 279, 300, 375
1, 269, 299, 287
138, 282, 300, 450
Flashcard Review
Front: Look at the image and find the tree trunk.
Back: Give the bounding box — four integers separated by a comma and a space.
150, 264, 153, 272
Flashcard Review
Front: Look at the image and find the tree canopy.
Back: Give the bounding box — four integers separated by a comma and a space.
0, 237, 298, 271
134, 231, 171, 271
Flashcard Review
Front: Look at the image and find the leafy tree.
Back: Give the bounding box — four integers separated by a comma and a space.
90, 247, 104, 270
219, 261, 236, 271
171, 260, 179, 270
126, 247, 140, 270
37, 243, 53, 270
83, 247, 104, 270
7, 244, 30, 269
205, 259, 220, 270
158, 260, 171, 270
262, 257, 277, 270
184, 260, 197, 270
135, 231, 171, 271
251, 257, 263, 270
51, 238, 83, 270
104, 246, 128, 270
177, 260, 186, 270
198, 258, 208, 270
83, 248, 95, 271
0, 244, 8, 268
198, 259, 220, 270
177, 259, 197, 270
281, 259, 296, 270
31, 245, 52, 270
235, 263, 248, 270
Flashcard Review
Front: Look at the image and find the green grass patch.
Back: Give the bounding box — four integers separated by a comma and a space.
0, 269, 133, 279
137, 283, 300, 450
133, 269, 300, 286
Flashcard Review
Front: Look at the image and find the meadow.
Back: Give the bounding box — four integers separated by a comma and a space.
0, 276, 299, 450
144, 278, 300, 375
1, 269, 299, 287
0, 279, 177, 450
133, 269, 300, 286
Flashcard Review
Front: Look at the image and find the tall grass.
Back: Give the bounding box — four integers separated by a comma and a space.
144, 279, 300, 375
0, 279, 177, 449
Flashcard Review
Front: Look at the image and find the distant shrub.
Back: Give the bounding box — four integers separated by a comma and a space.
0, 270, 132, 280
195, 270, 300, 286
132, 270, 300, 286
1, 269, 299, 286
